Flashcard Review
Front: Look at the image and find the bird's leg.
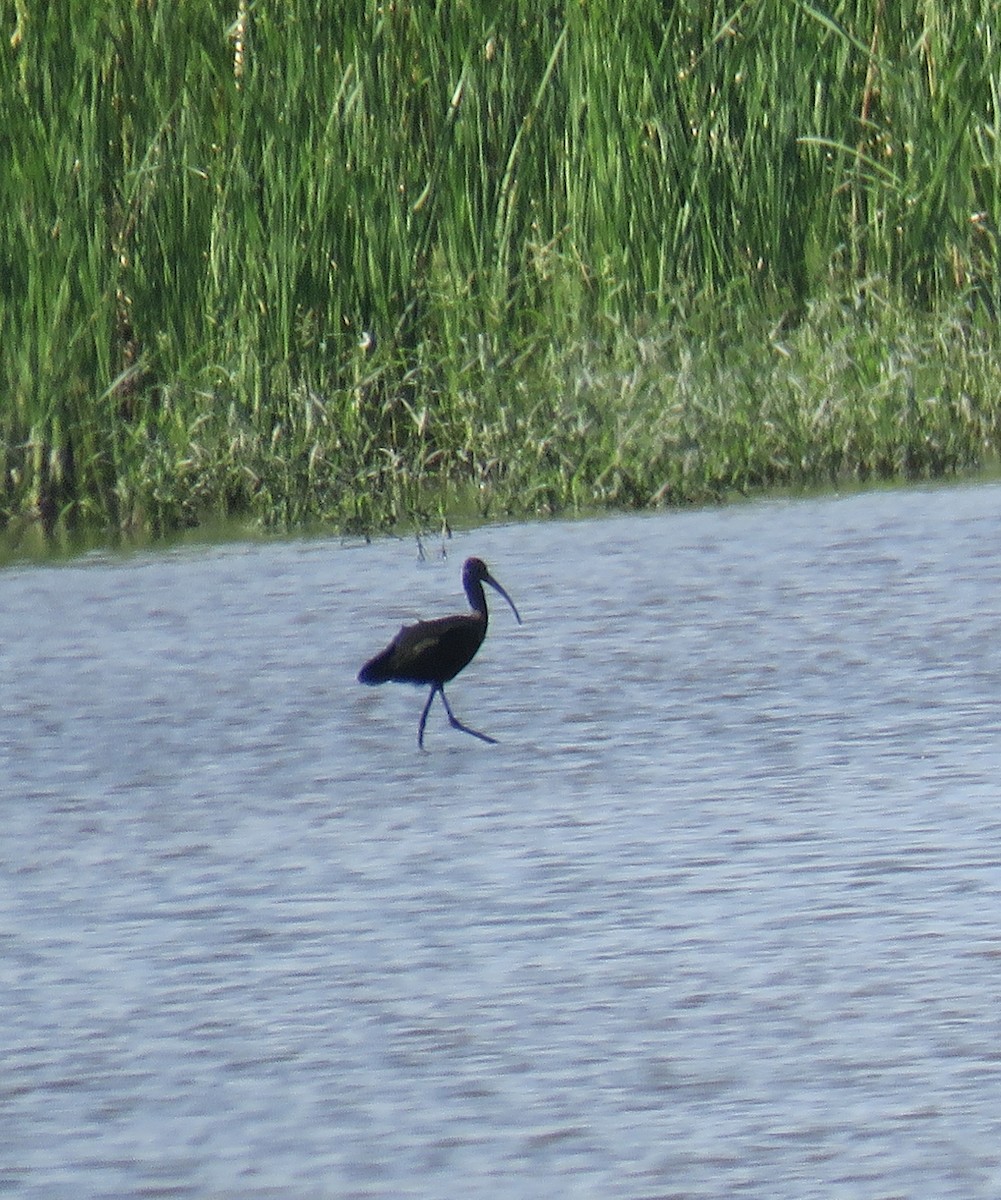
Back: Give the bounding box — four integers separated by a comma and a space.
439, 688, 498, 745
417, 686, 437, 749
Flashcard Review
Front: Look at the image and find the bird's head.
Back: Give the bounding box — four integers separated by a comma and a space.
463, 557, 522, 625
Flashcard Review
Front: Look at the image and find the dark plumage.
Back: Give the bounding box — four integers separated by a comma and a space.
358, 557, 522, 748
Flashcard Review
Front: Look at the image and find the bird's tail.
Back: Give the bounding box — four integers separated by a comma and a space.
358, 650, 393, 685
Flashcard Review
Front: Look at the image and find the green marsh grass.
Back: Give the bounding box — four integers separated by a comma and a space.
3, 1, 1001, 549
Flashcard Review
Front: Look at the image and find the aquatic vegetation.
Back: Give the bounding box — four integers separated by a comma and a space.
3, 1, 1001, 548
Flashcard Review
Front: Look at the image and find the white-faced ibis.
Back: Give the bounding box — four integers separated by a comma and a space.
358, 557, 522, 748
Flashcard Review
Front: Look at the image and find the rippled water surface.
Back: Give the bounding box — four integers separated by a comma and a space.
4, 484, 1001, 1198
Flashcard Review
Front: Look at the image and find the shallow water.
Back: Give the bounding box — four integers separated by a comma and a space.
3, 483, 1001, 1198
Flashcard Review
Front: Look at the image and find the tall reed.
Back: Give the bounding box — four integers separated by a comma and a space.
3, 0, 1000, 545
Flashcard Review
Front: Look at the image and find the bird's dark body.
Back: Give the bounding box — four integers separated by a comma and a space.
358, 557, 521, 747
358, 613, 484, 688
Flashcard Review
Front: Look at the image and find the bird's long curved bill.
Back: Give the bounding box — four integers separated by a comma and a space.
485, 573, 522, 625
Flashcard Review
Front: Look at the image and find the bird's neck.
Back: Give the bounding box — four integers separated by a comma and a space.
467, 581, 488, 621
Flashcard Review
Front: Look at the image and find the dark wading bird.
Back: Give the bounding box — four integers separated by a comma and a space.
358, 557, 522, 748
